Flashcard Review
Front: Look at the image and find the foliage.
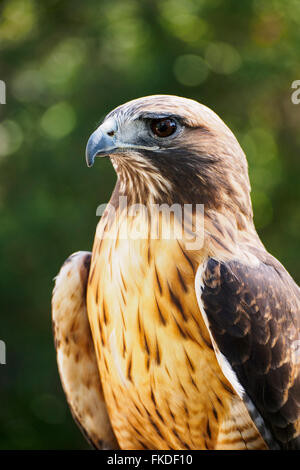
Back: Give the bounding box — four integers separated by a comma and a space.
0, 0, 300, 449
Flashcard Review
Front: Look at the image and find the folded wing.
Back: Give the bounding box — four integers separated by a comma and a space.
195, 255, 300, 449
52, 251, 118, 449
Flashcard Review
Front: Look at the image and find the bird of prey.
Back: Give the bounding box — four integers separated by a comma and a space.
52, 95, 300, 450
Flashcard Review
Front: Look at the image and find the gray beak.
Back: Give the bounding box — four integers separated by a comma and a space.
85, 127, 116, 167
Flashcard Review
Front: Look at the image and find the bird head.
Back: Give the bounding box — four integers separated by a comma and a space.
86, 95, 252, 218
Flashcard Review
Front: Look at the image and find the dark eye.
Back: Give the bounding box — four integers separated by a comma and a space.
150, 118, 177, 138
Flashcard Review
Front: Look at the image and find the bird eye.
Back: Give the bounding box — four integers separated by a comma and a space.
150, 118, 177, 138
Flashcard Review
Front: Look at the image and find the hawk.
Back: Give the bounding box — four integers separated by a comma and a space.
52, 95, 300, 450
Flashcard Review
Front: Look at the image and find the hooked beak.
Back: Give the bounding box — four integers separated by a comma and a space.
85, 126, 116, 167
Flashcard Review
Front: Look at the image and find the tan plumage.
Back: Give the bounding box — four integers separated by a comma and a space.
52, 95, 300, 449
87, 223, 266, 449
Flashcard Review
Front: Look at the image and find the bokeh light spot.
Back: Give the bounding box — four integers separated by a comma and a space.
41, 39, 87, 90
252, 191, 273, 229
12, 68, 45, 103
0, 120, 23, 158
205, 42, 241, 75
174, 54, 209, 86
40, 102, 76, 139
0, 0, 37, 43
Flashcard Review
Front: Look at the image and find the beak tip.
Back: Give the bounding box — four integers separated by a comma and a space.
85, 153, 94, 168
85, 135, 97, 167
85, 126, 114, 167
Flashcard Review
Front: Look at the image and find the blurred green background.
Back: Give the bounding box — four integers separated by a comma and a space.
0, 0, 300, 450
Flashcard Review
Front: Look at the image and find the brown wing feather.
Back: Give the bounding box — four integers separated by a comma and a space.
198, 254, 300, 449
